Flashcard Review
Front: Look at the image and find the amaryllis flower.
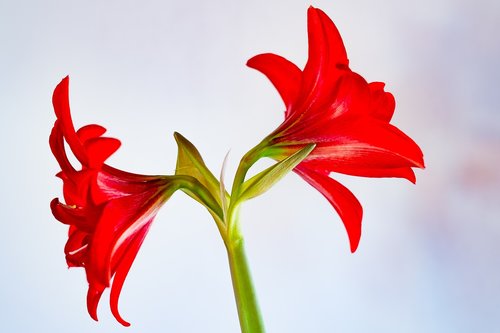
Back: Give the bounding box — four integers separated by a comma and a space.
49, 76, 178, 326
247, 7, 425, 252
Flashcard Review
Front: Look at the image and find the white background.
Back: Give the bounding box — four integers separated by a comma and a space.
1, 0, 499, 332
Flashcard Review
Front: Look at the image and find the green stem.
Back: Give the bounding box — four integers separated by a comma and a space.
227, 233, 265, 333
224, 139, 271, 332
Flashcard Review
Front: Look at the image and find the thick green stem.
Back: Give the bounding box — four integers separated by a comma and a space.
227, 235, 265, 333
224, 139, 271, 332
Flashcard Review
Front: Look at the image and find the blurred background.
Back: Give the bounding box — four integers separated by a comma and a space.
1, 0, 499, 332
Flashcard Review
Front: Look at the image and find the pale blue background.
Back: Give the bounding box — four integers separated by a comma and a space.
1, 0, 499, 332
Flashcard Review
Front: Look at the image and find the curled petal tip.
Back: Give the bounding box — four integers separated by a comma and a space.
84, 137, 121, 168
90, 313, 99, 322
112, 308, 131, 327
420, 159, 426, 169
59, 75, 70, 85
410, 147, 425, 169
348, 228, 361, 253
247, 53, 302, 110
55, 76, 70, 93
50, 197, 59, 211
112, 306, 131, 327
86, 286, 104, 323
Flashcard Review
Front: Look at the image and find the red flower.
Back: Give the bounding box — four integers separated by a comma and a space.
247, 7, 425, 252
50, 77, 176, 326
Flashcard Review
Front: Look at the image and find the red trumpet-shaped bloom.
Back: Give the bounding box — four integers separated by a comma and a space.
50, 77, 175, 326
248, 7, 425, 252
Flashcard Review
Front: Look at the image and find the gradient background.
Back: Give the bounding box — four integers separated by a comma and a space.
1, 0, 499, 332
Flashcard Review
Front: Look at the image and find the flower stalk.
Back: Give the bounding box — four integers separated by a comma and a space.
224, 148, 266, 332
226, 221, 265, 333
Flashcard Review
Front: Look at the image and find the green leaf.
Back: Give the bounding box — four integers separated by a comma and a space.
238, 144, 315, 202
174, 132, 227, 218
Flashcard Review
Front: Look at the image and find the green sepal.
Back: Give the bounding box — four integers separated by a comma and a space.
237, 144, 315, 202
174, 132, 227, 221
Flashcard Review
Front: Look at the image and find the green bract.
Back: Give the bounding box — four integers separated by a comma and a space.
237, 144, 315, 203
174, 132, 226, 223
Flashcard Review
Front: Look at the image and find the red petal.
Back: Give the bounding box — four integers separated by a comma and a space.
247, 53, 302, 114
297, 120, 425, 172
368, 82, 395, 122
310, 7, 348, 66
110, 224, 152, 327
292, 153, 417, 183
102, 164, 165, 182
50, 198, 95, 232
326, 71, 370, 119
289, 70, 369, 127
64, 228, 89, 267
295, 166, 362, 252
283, 71, 373, 131
87, 283, 105, 322
97, 167, 168, 199
332, 166, 417, 183
88, 189, 162, 287
83, 137, 121, 169
52, 76, 88, 165
299, 7, 349, 111
77, 124, 107, 144
61, 170, 96, 207
49, 121, 76, 174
